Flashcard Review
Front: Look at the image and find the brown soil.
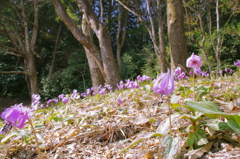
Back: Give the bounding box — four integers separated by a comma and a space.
0, 96, 31, 114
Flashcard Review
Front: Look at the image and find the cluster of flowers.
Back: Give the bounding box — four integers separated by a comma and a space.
80, 83, 113, 97
117, 75, 151, 90
1, 54, 239, 135
173, 53, 239, 79
45, 75, 151, 106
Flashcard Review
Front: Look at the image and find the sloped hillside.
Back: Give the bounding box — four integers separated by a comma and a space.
0, 75, 240, 159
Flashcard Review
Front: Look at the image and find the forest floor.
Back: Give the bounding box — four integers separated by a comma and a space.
0, 75, 240, 158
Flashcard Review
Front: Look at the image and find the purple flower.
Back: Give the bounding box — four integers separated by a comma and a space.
104, 83, 112, 92
136, 75, 142, 82
137, 75, 151, 82
46, 99, 58, 107
201, 71, 209, 77
62, 97, 69, 104
86, 89, 92, 96
58, 94, 64, 99
186, 53, 202, 68
117, 96, 123, 104
31, 94, 41, 110
117, 81, 125, 90
70, 89, 80, 100
229, 69, 233, 74
152, 69, 174, 95
125, 80, 138, 89
177, 72, 185, 80
143, 75, 151, 81
234, 60, 240, 67
194, 67, 202, 75
211, 71, 215, 74
219, 70, 223, 75
99, 88, 106, 95
174, 67, 182, 76
1, 104, 30, 134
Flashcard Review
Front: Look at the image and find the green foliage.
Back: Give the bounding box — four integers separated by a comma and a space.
141, 46, 160, 78
120, 45, 160, 80
0, 54, 28, 98
40, 52, 92, 100
120, 49, 143, 80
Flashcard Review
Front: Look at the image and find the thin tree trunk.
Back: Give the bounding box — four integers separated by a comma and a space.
25, 54, 39, 95
116, 0, 129, 70
49, 23, 62, 75
116, 0, 168, 72
183, 0, 212, 72
216, 0, 221, 74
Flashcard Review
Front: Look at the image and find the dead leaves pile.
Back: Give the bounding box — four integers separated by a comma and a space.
0, 75, 240, 159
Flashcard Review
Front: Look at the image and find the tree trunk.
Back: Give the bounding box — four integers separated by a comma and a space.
216, 0, 221, 74
183, 0, 212, 72
82, 14, 105, 88
77, 0, 121, 88
49, 23, 62, 75
116, 1, 129, 70
116, 0, 169, 73
0, 0, 40, 97
52, 0, 121, 89
167, 0, 188, 71
25, 54, 39, 95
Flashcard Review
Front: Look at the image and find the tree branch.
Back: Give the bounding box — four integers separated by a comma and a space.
0, 43, 23, 55
115, 0, 151, 36
0, 51, 22, 57
0, 15, 24, 27
0, 71, 29, 76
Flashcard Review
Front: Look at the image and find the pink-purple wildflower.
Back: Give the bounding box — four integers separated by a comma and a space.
152, 69, 174, 95
177, 72, 186, 80
174, 67, 182, 76
1, 104, 31, 134
234, 60, 240, 67
70, 89, 80, 100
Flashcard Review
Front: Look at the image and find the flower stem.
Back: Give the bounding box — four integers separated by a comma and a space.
167, 95, 172, 136
190, 119, 196, 133
192, 70, 195, 101
28, 118, 42, 159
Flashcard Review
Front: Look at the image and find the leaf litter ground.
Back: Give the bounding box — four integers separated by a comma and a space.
0, 75, 240, 159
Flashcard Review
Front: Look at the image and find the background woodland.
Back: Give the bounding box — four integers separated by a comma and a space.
0, 0, 239, 100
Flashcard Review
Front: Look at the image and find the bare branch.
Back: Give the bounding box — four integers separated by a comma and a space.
115, 0, 139, 18
115, 0, 151, 35
0, 43, 24, 55
0, 24, 20, 50
0, 51, 22, 57
0, 15, 24, 27
0, 71, 29, 76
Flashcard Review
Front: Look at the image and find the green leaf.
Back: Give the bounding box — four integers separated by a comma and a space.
187, 132, 196, 146
227, 120, 240, 135
120, 132, 162, 153
186, 101, 220, 113
149, 118, 155, 123
185, 101, 240, 125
